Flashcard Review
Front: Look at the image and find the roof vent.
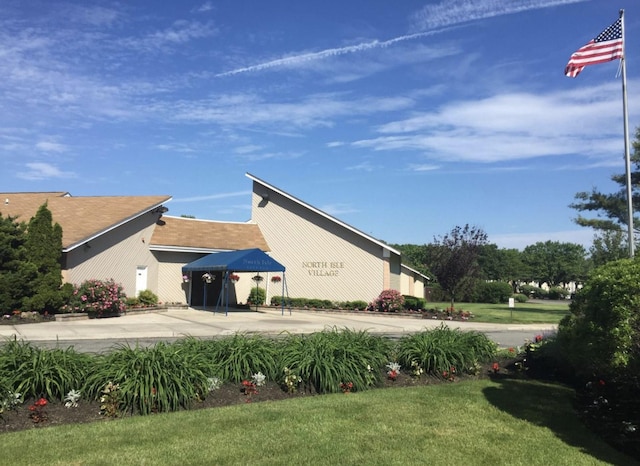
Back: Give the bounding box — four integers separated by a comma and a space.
4, 198, 8, 205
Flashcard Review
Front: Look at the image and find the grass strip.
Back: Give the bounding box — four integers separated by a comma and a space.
1, 379, 633, 465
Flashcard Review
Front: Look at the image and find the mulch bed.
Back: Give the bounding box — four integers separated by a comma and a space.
0, 360, 505, 435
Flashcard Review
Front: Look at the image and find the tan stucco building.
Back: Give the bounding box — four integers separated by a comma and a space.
0, 174, 428, 307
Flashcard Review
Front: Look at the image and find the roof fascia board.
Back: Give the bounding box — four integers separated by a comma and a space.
401, 263, 430, 280
63, 197, 172, 252
161, 215, 255, 225
149, 245, 233, 254
245, 173, 400, 256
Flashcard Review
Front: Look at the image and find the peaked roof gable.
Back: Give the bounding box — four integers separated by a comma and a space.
150, 216, 270, 252
246, 173, 400, 256
0, 192, 172, 251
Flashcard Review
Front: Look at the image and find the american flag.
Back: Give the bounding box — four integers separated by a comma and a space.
565, 18, 623, 78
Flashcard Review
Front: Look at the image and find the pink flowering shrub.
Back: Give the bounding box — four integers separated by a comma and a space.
367, 289, 405, 313
61, 279, 126, 317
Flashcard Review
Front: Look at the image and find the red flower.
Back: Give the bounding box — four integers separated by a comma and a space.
492, 362, 500, 373
534, 334, 543, 343
35, 398, 48, 407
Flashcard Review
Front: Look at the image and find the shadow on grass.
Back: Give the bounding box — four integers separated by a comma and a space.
483, 377, 637, 465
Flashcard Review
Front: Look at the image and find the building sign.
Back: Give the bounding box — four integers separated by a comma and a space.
302, 261, 345, 277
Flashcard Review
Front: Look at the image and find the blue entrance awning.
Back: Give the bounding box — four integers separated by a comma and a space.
182, 248, 285, 273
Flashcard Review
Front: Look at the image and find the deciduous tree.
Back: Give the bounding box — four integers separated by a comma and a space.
430, 224, 488, 308
521, 241, 588, 287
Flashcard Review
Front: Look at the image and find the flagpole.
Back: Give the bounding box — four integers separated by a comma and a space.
620, 9, 634, 257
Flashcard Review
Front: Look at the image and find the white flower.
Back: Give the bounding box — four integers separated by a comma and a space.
386, 362, 401, 372
64, 389, 81, 408
207, 377, 222, 392
252, 372, 266, 387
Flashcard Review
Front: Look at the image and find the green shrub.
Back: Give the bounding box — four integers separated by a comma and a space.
474, 281, 512, 304
270, 296, 283, 306
84, 342, 211, 415
403, 296, 426, 311
211, 333, 281, 383
558, 258, 640, 376
137, 289, 158, 306
513, 293, 528, 303
248, 287, 266, 305
280, 328, 390, 394
343, 300, 369, 310
547, 287, 569, 300
125, 297, 140, 307
518, 284, 548, 299
270, 297, 369, 310
397, 325, 497, 377
0, 340, 92, 401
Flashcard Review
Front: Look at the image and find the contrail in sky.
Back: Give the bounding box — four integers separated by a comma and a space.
216, 0, 588, 77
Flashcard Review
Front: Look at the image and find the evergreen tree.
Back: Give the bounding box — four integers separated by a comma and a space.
22, 203, 65, 312
571, 126, 640, 258
0, 214, 30, 311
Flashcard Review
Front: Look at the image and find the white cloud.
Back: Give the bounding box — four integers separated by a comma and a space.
154, 143, 197, 153
346, 161, 377, 172
409, 164, 440, 172
36, 141, 67, 153
171, 191, 251, 203
352, 81, 638, 164
320, 203, 359, 216
120, 20, 217, 53
169, 93, 414, 129
17, 162, 75, 180
193, 2, 214, 13
411, 0, 588, 31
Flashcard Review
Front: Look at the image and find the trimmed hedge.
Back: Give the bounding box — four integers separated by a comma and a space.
473, 281, 512, 304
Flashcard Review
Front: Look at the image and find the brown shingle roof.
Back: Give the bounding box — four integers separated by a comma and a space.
0, 192, 172, 250
150, 216, 270, 251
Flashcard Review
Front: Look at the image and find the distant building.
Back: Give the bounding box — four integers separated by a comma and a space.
0, 174, 428, 307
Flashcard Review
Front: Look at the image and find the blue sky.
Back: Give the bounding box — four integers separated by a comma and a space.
2, 0, 639, 250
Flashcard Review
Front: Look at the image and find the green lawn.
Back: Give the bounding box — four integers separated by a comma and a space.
2, 379, 634, 465
428, 301, 571, 324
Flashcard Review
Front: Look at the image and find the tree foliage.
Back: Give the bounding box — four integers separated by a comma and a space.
558, 258, 640, 375
390, 243, 432, 277
477, 244, 528, 287
22, 204, 65, 312
589, 229, 628, 267
0, 204, 68, 313
521, 241, 588, 287
0, 214, 29, 311
570, 126, 640, 247
430, 224, 488, 307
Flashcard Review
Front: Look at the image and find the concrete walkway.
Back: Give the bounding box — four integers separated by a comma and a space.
0, 308, 556, 352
